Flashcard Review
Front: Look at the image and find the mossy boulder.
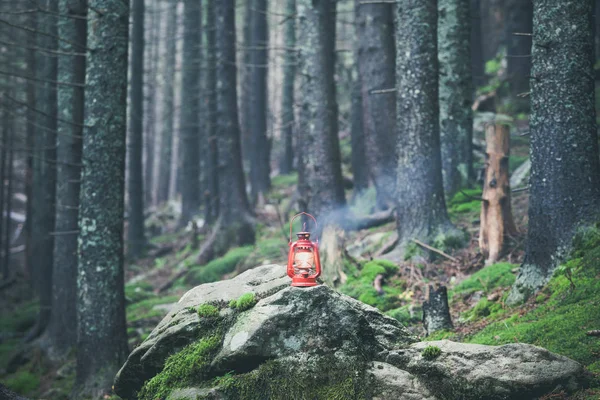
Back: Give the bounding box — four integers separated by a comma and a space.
114, 264, 587, 400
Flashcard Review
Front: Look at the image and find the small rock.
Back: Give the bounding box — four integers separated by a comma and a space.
487, 292, 500, 302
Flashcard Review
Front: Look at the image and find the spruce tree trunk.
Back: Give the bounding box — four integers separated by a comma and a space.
278, 0, 297, 175
505, 0, 532, 109
43, 0, 86, 360
144, 0, 159, 207
297, 0, 345, 219
350, 71, 369, 195
204, 0, 219, 225
249, 0, 271, 203
24, 9, 36, 285
196, 0, 254, 263
395, 0, 459, 251
508, 0, 600, 304
73, 0, 129, 396
481, 0, 505, 62
156, 0, 177, 205
128, 0, 146, 258
240, 0, 253, 166
355, 1, 396, 207
180, 0, 202, 225
30, 0, 58, 338
471, 0, 485, 88
438, 0, 473, 194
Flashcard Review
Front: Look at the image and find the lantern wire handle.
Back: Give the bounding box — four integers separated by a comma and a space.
289, 212, 318, 243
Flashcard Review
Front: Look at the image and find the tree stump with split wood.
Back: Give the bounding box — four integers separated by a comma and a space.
422, 285, 453, 336
479, 124, 518, 265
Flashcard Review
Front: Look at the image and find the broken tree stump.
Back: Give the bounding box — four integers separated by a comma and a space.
422, 285, 453, 336
479, 124, 518, 265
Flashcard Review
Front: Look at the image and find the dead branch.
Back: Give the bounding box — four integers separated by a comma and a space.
373, 274, 384, 294
586, 330, 600, 337
411, 239, 458, 263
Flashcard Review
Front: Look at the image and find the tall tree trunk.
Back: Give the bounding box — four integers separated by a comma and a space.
508, 0, 600, 304
196, 0, 255, 264
350, 69, 369, 196
144, 0, 159, 207
29, 0, 58, 339
438, 0, 473, 194
156, 0, 177, 205
480, 0, 505, 61
3, 125, 13, 278
395, 0, 461, 252
505, 0, 532, 110
24, 8, 36, 284
471, 0, 485, 88
249, 0, 271, 203
43, 0, 86, 361
297, 0, 345, 220
204, 0, 219, 225
128, 0, 146, 258
278, 0, 297, 175
180, 0, 202, 225
0, 111, 6, 278
73, 0, 130, 397
355, 1, 396, 208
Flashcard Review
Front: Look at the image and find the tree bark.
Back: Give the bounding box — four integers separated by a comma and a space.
480, 0, 505, 62
505, 0, 532, 110
508, 0, 600, 304
204, 0, 219, 225
73, 0, 130, 396
43, 0, 86, 361
439, 0, 474, 194
355, 0, 396, 207
128, 0, 146, 258
471, 0, 485, 88
395, 0, 459, 251
29, 0, 58, 339
349, 68, 369, 195
180, 0, 202, 225
196, 0, 255, 264
297, 0, 346, 220
278, 0, 297, 175
479, 124, 517, 265
249, 0, 271, 203
144, 0, 159, 207
156, 0, 177, 205
422, 285, 453, 335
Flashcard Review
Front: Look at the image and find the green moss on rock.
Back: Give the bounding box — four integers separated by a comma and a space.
421, 345, 442, 360
197, 304, 220, 319
187, 246, 254, 285
229, 293, 256, 311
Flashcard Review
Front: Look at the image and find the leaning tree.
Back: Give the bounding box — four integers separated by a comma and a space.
508, 0, 600, 304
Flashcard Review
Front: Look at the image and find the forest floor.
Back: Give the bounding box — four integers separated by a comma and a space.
1, 114, 599, 399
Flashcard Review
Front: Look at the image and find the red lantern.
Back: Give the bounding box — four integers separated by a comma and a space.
287, 212, 321, 287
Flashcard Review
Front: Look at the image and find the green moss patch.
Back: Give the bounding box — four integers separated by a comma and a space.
229, 293, 257, 312
421, 345, 442, 360
218, 357, 370, 400
187, 246, 254, 285
449, 262, 516, 300
2, 371, 40, 396
0, 301, 38, 333
138, 334, 223, 400
339, 259, 405, 311
271, 173, 298, 189
126, 295, 179, 323
197, 304, 220, 319
447, 188, 483, 219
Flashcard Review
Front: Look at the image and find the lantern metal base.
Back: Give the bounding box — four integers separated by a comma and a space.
290, 277, 319, 287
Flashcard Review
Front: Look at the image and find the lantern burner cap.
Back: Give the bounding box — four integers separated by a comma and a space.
296, 232, 311, 240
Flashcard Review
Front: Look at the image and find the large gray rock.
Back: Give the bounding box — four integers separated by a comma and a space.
114, 264, 291, 399
114, 264, 586, 400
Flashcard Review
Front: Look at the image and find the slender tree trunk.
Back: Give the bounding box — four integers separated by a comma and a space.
480, 0, 505, 62
180, 0, 202, 225
29, 0, 58, 339
355, 1, 396, 207
73, 0, 130, 397
297, 0, 345, 219
0, 112, 6, 278
240, 0, 253, 169
204, 0, 219, 225
128, 0, 146, 258
471, 0, 485, 88
3, 126, 13, 279
278, 0, 297, 175
508, 0, 600, 304
439, 0, 473, 194
144, 0, 159, 207
505, 0, 532, 110
156, 0, 177, 205
350, 69, 369, 196
196, 0, 254, 264
395, 0, 461, 252
24, 9, 36, 284
43, 0, 86, 360
248, 0, 271, 203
